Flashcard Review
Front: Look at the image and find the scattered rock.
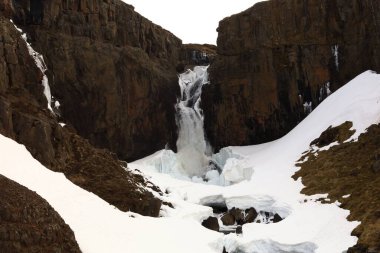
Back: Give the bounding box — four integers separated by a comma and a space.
230, 208, 244, 225
221, 213, 235, 226
201, 217, 219, 232
245, 208, 258, 223
236, 226, 243, 234
273, 214, 283, 223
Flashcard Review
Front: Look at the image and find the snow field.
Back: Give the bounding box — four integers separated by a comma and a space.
0, 71, 379, 252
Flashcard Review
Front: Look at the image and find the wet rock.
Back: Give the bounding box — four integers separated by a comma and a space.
208, 203, 228, 214
273, 214, 283, 223
230, 208, 245, 225
244, 208, 258, 223
201, 217, 219, 232
236, 225, 243, 234
221, 213, 235, 226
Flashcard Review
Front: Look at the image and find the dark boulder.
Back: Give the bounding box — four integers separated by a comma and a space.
245, 208, 258, 223
273, 214, 283, 223
201, 217, 219, 232
221, 213, 235, 226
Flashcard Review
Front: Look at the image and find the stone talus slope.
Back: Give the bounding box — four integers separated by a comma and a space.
204, 0, 380, 151
0, 17, 162, 217
12, 0, 182, 161
0, 175, 81, 253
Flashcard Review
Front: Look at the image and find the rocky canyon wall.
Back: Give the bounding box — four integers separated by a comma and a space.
11, 0, 182, 161
0, 16, 162, 217
204, 0, 380, 150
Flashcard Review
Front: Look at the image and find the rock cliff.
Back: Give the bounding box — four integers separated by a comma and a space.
204, 0, 380, 150
11, 0, 182, 161
0, 16, 161, 217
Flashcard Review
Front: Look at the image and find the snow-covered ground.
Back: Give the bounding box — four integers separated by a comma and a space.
1, 71, 380, 252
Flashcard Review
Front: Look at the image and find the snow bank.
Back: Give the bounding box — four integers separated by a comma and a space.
131, 71, 380, 252
0, 134, 221, 253
1, 71, 379, 253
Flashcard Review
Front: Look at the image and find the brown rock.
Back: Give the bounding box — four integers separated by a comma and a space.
0, 17, 163, 217
244, 208, 258, 223
10, 0, 182, 161
201, 217, 219, 232
0, 175, 81, 253
294, 123, 380, 251
229, 208, 244, 225
310, 121, 354, 147
204, 0, 380, 152
179, 44, 217, 70
221, 213, 235, 226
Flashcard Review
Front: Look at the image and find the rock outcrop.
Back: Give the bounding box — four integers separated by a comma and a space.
0, 16, 162, 216
294, 123, 380, 253
203, 0, 380, 150
0, 175, 81, 253
10, 0, 182, 161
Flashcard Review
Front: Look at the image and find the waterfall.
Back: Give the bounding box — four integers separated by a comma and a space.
175, 66, 211, 177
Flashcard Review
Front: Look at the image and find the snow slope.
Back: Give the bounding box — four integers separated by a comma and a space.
131, 70, 380, 252
0, 135, 221, 253
0, 71, 379, 252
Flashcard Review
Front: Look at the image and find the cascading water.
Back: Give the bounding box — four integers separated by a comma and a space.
175, 66, 212, 177
136, 66, 252, 185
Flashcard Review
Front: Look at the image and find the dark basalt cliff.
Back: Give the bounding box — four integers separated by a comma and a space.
0, 175, 81, 253
204, 0, 380, 151
0, 16, 161, 217
11, 0, 182, 161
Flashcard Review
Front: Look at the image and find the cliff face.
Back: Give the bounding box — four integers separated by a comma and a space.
11, 0, 182, 161
204, 0, 380, 150
0, 16, 162, 216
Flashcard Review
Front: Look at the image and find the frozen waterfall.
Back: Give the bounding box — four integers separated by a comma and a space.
175, 66, 212, 177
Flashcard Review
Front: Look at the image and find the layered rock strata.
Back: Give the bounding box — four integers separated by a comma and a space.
0, 16, 162, 217
204, 0, 380, 150
11, 0, 182, 161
